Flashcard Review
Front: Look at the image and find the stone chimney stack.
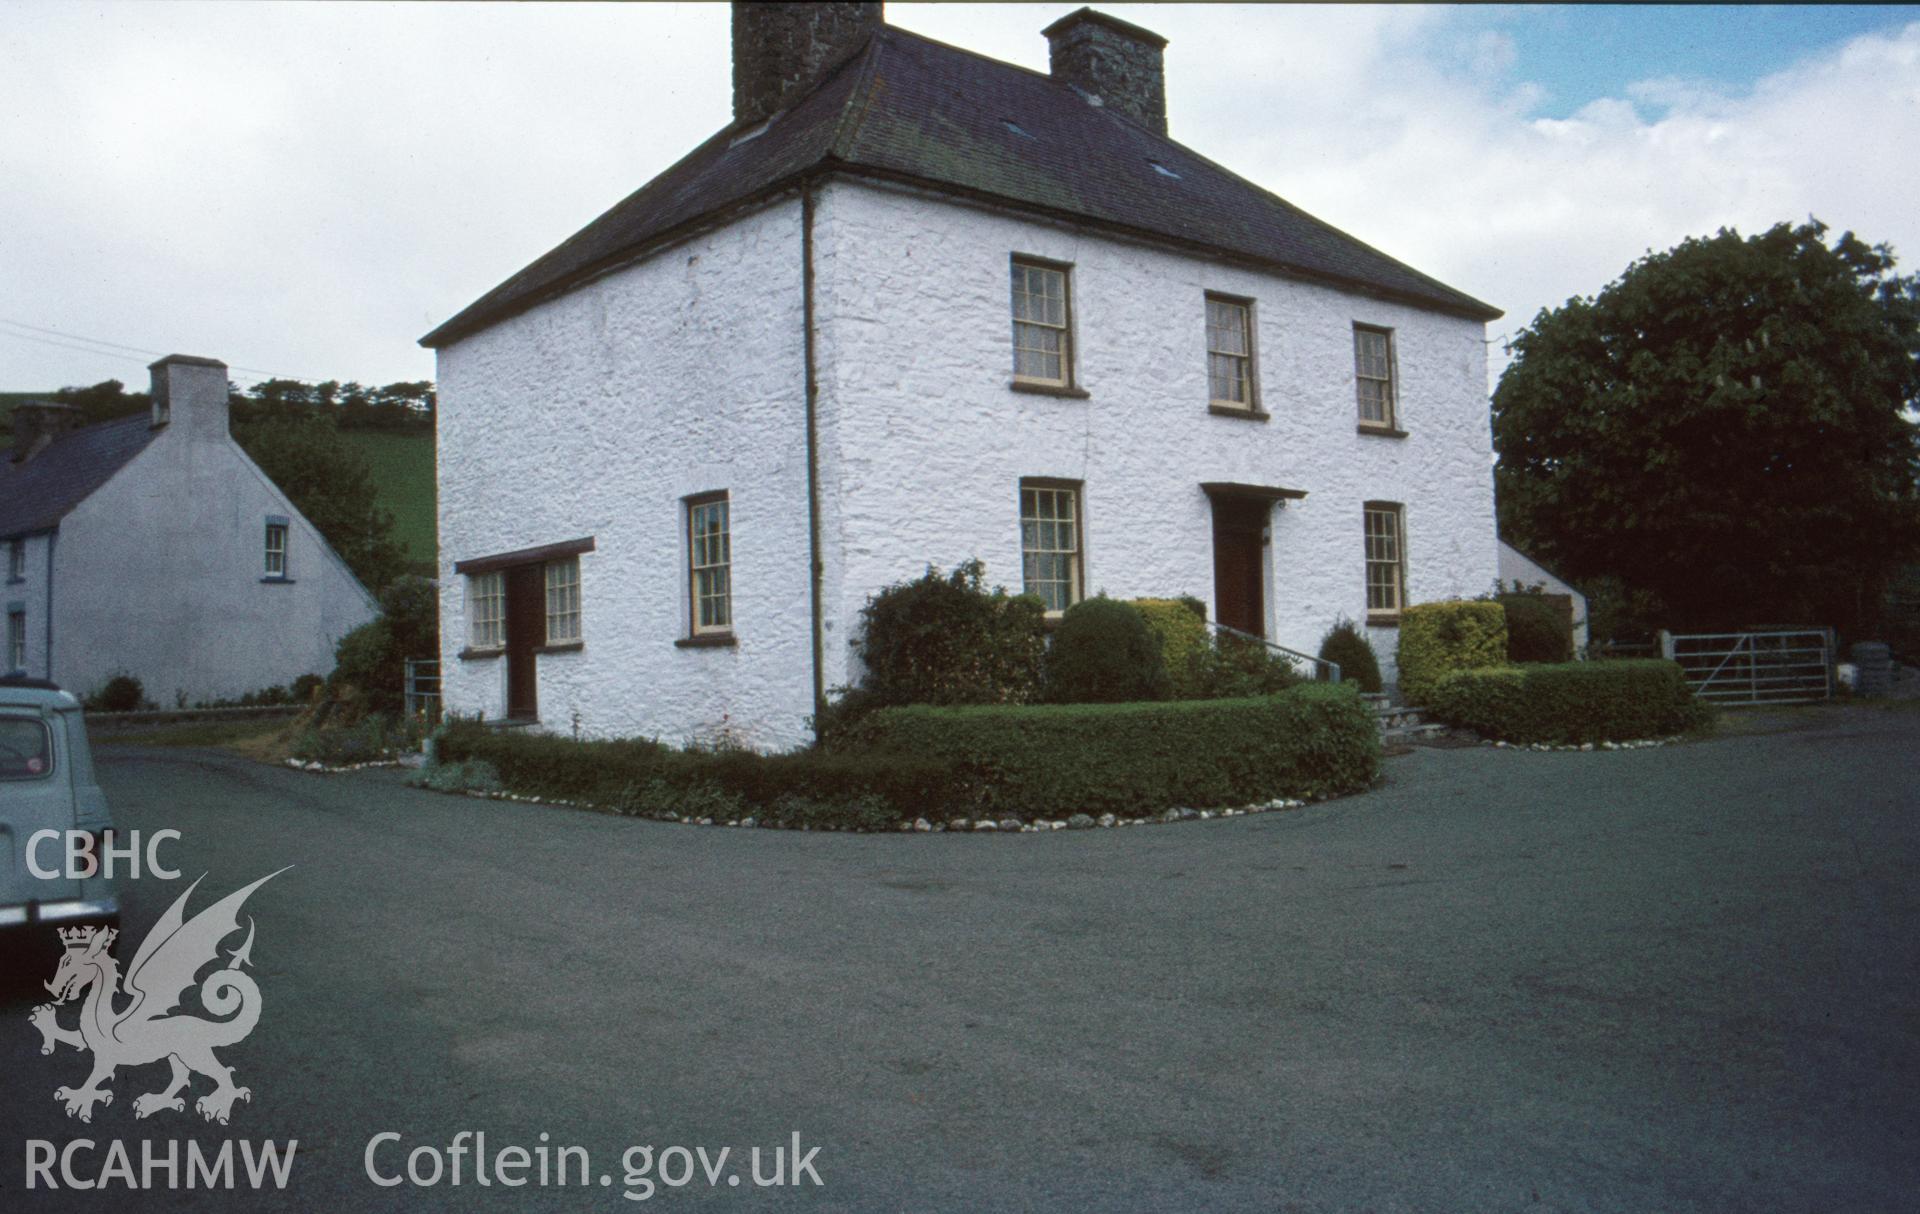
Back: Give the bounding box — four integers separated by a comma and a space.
9, 401, 84, 463
731, 1, 883, 126
148, 354, 230, 440
1043, 7, 1169, 135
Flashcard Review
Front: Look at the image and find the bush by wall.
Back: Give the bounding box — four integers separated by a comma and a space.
86, 673, 152, 713
1497, 591, 1575, 664
1397, 600, 1508, 704
854, 561, 1047, 709
433, 720, 970, 826
1317, 618, 1384, 694
1047, 596, 1171, 703
835, 683, 1380, 817
329, 574, 440, 715
1426, 659, 1709, 744
1131, 598, 1211, 698
1184, 634, 1302, 698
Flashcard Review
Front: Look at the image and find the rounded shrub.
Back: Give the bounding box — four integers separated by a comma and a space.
1046, 596, 1171, 703
1317, 618, 1384, 693
1130, 597, 1211, 698
1397, 600, 1508, 705
855, 560, 1046, 708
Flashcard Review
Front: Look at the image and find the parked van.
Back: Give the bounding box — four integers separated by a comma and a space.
0, 676, 119, 935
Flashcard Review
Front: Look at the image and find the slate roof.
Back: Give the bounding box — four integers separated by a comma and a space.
422, 24, 1499, 348
0, 414, 159, 539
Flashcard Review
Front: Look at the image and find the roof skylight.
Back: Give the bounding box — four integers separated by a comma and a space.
1148, 160, 1181, 179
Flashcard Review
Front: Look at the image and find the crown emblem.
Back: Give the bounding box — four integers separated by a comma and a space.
58, 926, 100, 949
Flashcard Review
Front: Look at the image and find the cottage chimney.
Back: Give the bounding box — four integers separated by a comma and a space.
731, 1, 883, 126
148, 353, 230, 439
9, 401, 84, 463
1042, 7, 1169, 135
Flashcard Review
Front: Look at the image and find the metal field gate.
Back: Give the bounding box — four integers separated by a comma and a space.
1659, 629, 1834, 705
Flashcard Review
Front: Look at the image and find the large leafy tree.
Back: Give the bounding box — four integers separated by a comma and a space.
1494, 220, 1920, 636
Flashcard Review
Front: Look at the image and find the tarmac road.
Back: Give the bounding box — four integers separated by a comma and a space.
1, 705, 1916, 1211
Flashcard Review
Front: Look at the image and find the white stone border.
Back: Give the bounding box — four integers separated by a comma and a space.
1483, 736, 1685, 752
402, 779, 1325, 834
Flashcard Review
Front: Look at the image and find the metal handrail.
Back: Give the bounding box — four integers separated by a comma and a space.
1206, 620, 1341, 683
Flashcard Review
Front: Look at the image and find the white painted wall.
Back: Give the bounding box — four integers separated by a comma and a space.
48, 362, 378, 705
1498, 540, 1590, 654
811, 179, 1497, 694
435, 199, 817, 750
433, 178, 1499, 746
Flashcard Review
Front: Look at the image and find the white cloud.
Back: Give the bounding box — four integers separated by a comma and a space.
0, 3, 1915, 392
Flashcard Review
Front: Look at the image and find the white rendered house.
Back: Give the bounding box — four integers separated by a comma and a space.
424, 4, 1502, 750
0, 356, 378, 704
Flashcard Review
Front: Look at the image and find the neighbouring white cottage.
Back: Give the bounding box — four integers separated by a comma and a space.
424, 4, 1502, 750
0, 355, 377, 705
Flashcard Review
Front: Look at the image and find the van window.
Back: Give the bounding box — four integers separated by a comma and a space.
0, 717, 52, 780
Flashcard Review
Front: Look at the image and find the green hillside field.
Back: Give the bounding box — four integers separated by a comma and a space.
341, 430, 437, 575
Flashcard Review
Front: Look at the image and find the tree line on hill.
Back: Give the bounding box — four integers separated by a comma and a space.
40, 376, 431, 592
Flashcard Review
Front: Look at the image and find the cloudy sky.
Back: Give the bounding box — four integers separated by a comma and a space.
3, 2, 1917, 392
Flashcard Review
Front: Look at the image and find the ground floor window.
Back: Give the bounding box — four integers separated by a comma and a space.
687, 492, 731, 636
6, 608, 24, 672
1020, 480, 1083, 615
545, 556, 582, 644
1365, 502, 1406, 618
468, 571, 505, 650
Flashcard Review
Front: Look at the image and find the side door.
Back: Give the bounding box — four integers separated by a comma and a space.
504, 564, 545, 721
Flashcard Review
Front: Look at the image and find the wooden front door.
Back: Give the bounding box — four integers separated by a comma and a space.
1211, 496, 1268, 638
505, 564, 545, 720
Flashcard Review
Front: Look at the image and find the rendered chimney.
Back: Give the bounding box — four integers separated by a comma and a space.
9, 401, 83, 463
731, 1, 883, 125
1042, 7, 1169, 135
148, 353, 230, 439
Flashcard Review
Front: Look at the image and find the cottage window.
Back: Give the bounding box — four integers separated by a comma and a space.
1206, 295, 1256, 408
263, 521, 289, 579
688, 493, 731, 636
1364, 502, 1406, 619
1020, 480, 1083, 615
6, 608, 24, 673
468, 571, 506, 650
6, 539, 23, 582
1354, 325, 1397, 429
1011, 259, 1072, 386
545, 556, 582, 645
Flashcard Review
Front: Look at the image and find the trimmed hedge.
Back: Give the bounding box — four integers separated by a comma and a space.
434, 721, 970, 825
1426, 660, 1709, 744
1497, 592, 1574, 663
1397, 600, 1508, 705
835, 683, 1380, 817
1132, 598, 1211, 698
854, 560, 1046, 708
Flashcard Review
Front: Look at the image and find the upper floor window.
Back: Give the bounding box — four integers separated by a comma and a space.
687, 493, 732, 637
1354, 324, 1397, 430
1364, 502, 1406, 619
1020, 480, 1083, 615
468, 571, 505, 650
1011, 258, 1073, 387
545, 556, 582, 645
6, 539, 23, 582
263, 520, 289, 579
1206, 294, 1256, 409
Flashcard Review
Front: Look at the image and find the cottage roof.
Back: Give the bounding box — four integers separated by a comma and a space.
422, 24, 1499, 348
0, 414, 159, 540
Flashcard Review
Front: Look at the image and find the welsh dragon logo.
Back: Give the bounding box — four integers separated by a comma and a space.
28, 870, 286, 1124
